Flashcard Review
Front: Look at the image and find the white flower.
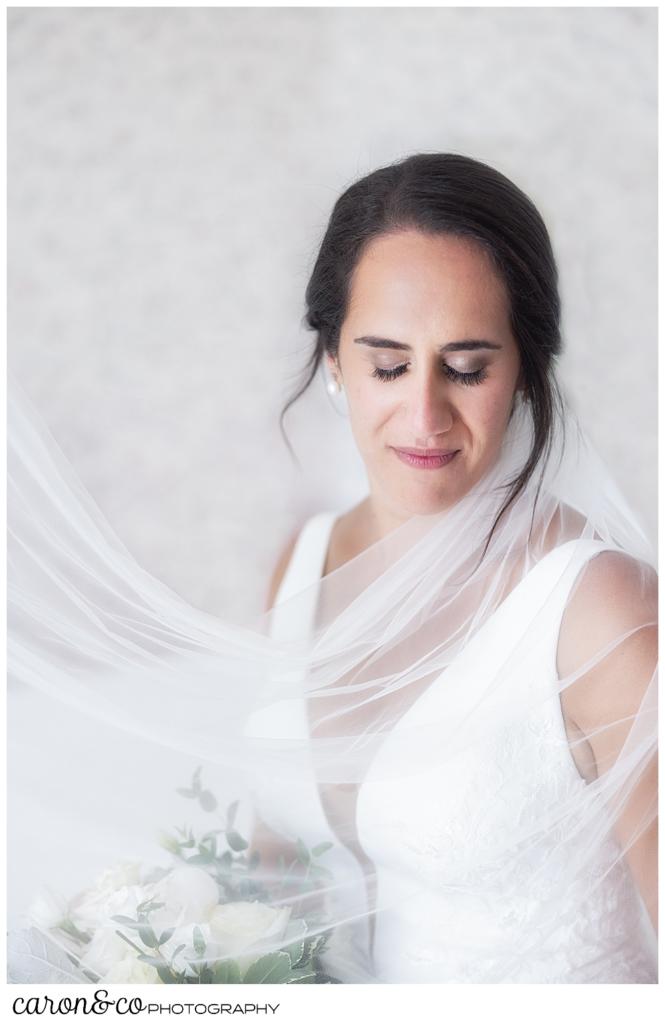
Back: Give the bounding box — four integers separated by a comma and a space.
78, 926, 137, 977
68, 861, 153, 932
70, 882, 150, 933
151, 865, 219, 931
208, 901, 292, 970
103, 958, 160, 984
26, 887, 68, 930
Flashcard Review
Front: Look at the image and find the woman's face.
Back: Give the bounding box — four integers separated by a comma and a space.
329, 230, 523, 524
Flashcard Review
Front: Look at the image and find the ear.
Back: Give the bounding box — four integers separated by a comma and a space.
325, 353, 341, 381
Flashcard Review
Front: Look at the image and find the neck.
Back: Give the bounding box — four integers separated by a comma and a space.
355, 494, 415, 546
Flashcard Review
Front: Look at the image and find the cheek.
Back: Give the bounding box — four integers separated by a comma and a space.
347, 381, 395, 435
462, 379, 516, 442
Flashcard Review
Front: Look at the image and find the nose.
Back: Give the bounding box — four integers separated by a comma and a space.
407, 365, 454, 443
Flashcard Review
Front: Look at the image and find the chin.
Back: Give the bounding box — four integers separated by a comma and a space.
389, 484, 465, 519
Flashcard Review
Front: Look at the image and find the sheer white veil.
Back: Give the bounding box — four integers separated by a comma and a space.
7, 367, 657, 983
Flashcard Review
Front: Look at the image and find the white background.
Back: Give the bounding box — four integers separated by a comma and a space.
8, 6, 657, 622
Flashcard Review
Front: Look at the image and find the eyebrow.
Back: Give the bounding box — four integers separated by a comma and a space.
353, 335, 502, 353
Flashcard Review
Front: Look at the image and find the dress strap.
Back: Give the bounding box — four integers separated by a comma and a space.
273, 511, 338, 608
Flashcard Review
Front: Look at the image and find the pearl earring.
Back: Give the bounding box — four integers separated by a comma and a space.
327, 377, 342, 395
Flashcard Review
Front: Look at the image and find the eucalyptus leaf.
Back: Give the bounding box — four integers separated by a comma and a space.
310, 864, 334, 880
138, 924, 160, 949
226, 829, 248, 852
170, 943, 186, 964
110, 915, 143, 931
137, 952, 168, 968
312, 841, 334, 857
199, 790, 217, 812
187, 851, 214, 865
296, 838, 311, 866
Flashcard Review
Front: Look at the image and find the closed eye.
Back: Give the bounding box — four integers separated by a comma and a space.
371, 363, 487, 386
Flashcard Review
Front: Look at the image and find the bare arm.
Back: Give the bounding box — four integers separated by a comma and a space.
558, 551, 658, 932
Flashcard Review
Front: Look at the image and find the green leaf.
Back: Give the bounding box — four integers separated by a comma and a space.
187, 851, 214, 865
199, 790, 217, 812
137, 952, 168, 968
156, 965, 176, 984
212, 960, 229, 984
218, 850, 233, 871
226, 959, 242, 984
312, 841, 334, 857
138, 924, 160, 949
310, 864, 334, 880
191, 767, 202, 794
137, 898, 165, 915
283, 937, 306, 969
192, 925, 206, 958
170, 943, 186, 964
226, 829, 248, 852
242, 951, 293, 984
304, 933, 327, 960
212, 958, 242, 984
296, 838, 311, 866
110, 915, 142, 930
158, 928, 175, 946
287, 969, 318, 983
58, 919, 93, 944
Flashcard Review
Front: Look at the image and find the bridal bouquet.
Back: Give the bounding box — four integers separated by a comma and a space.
11, 770, 340, 985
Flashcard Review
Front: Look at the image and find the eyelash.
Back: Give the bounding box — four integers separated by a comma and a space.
371, 363, 487, 386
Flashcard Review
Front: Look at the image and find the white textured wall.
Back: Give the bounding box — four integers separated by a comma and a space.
8, 6, 657, 622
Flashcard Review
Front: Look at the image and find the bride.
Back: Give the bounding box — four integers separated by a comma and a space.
247, 153, 658, 982
8, 153, 657, 985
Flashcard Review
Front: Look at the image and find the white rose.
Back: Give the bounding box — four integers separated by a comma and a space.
103, 958, 160, 984
68, 861, 153, 932
79, 926, 137, 977
26, 887, 68, 930
70, 882, 150, 933
208, 901, 292, 970
151, 865, 219, 931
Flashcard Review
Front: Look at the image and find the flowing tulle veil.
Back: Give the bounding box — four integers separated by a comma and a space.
7, 370, 657, 983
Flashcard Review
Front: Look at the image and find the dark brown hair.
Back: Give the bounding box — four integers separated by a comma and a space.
281, 152, 565, 554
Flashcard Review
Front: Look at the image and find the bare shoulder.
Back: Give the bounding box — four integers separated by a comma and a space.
265, 529, 301, 612
558, 546, 657, 730
561, 548, 657, 652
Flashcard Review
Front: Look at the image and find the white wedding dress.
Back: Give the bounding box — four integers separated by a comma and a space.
246, 511, 657, 984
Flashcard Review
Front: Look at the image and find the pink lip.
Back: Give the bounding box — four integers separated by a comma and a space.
392, 447, 460, 469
